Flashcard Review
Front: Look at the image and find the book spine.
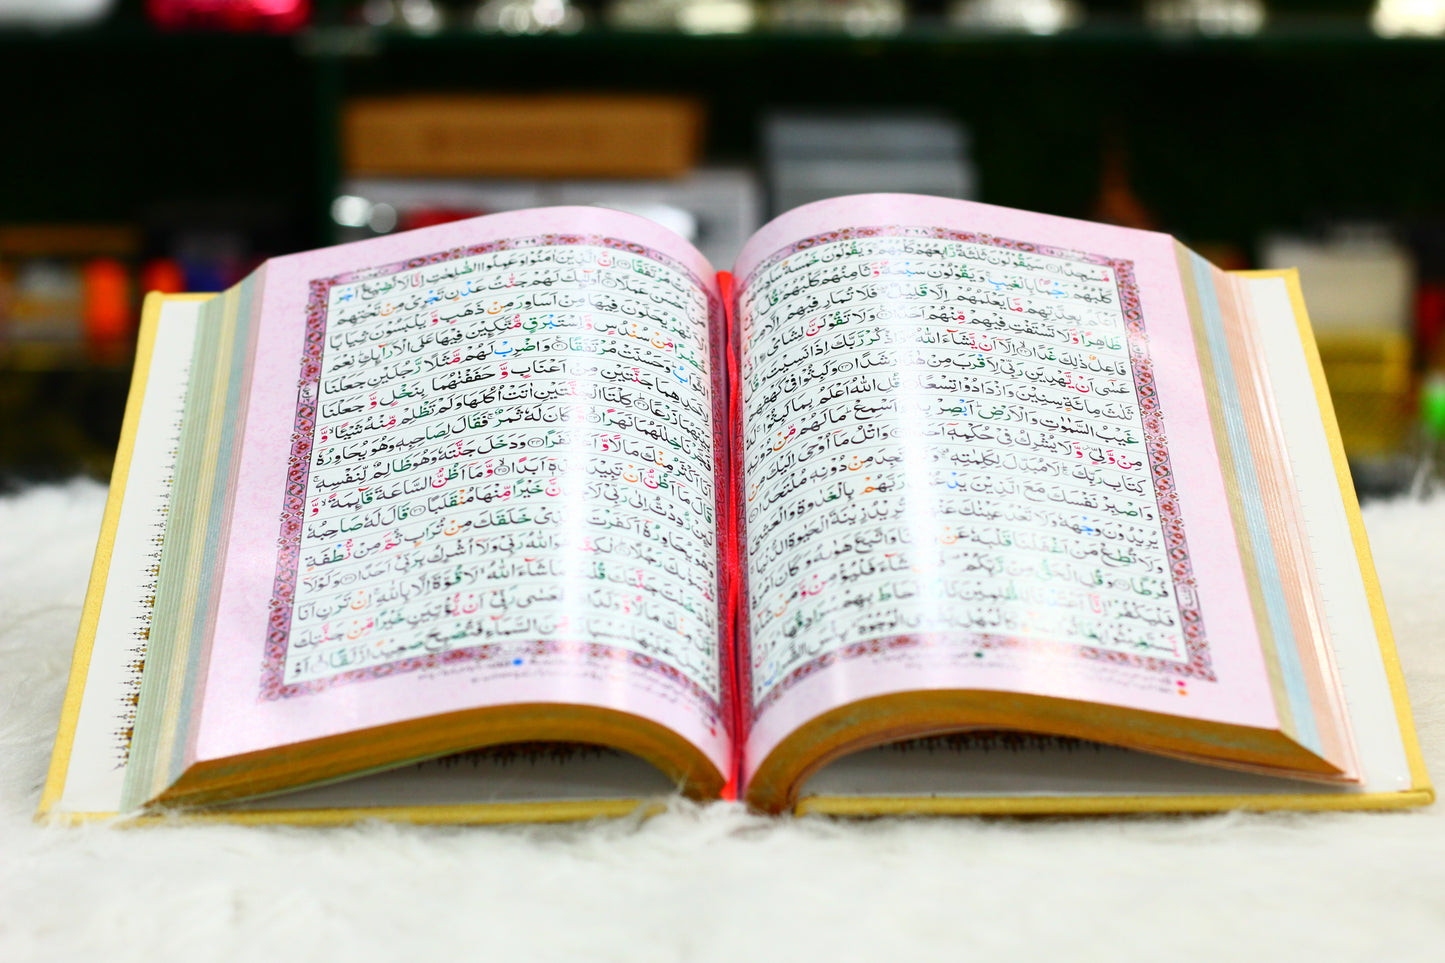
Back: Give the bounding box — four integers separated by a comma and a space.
718, 270, 747, 798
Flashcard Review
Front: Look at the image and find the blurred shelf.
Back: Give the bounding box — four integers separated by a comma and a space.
5, 12, 1445, 249
6, 18, 1445, 56
349, 21, 1445, 53
0, 24, 294, 50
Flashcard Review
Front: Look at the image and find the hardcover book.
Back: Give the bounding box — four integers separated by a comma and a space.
39, 195, 1432, 822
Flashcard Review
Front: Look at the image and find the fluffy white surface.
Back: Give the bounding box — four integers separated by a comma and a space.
3, 481, 1444, 962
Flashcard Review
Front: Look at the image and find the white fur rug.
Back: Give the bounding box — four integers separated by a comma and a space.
3, 480, 1444, 962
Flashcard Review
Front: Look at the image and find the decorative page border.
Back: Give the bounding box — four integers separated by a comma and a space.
259, 232, 724, 716
735, 225, 1215, 721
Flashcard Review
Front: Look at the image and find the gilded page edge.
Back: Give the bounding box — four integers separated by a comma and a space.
35, 293, 217, 818
1174, 244, 1295, 735
1236, 268, 1432, 800
795, 788, 1435, 817
40, 798, 664, 827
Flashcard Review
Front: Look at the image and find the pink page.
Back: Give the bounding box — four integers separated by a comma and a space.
731, 195, 1278, 780
190, 206, 732, 778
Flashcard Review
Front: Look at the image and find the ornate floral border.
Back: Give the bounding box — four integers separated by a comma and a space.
259, 232, 724, 713
735, 225, 1215, 721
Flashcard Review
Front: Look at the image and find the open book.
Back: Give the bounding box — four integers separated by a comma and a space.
40, 195, 1431, 823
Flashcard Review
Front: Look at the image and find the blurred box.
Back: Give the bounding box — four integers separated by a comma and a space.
0, 224, 139, 259
762, 111, 976, 216
336, 167, 763, 269
1314, 331, 1412, 458
1262, 233, 1416, 458
1261, 234, 1415, 334
343, 95, 705, 179
0, 259, 84, 345
0, 224, 142, 366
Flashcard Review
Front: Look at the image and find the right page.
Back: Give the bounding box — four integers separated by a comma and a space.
791, 270, 1429, 815
729, 195, 1353, 811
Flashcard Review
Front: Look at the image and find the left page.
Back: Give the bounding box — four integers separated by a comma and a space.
178, 208, 732, 795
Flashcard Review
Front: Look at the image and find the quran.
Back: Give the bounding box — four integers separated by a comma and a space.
40, 195, 1432, 823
